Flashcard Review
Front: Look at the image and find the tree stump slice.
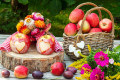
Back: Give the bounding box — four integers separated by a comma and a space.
1, 45, 64, 73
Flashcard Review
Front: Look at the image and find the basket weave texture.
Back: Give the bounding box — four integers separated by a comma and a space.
63, 2, 115, 60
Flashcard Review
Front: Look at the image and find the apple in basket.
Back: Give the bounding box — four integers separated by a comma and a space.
86, 13, 99, 27
89, 28, 102, 33
10, 33, 30, 54
64, 23, 77, 36
36, 35, 55, 55
69, 9, 84, 23
77, 20, 91, 33
99, 18, 112, 32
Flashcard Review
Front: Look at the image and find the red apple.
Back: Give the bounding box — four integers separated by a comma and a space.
51, 62, 64, 76
36, 35, 55, 55
99, 18, 112, 32
64, 23, 77, 36
77, 20, 91, 33
89, 28, 102, 33
69, 9, 84, 23
86, 13, 99, 27
10, 33, 30, 54
14, 65, 28, 79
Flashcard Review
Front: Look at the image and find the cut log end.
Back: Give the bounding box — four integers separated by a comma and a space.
1, 46, 64, 73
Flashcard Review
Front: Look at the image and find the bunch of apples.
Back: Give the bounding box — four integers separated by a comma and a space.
64, 9, 112, 36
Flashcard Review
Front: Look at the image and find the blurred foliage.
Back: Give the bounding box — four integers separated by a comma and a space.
0, 0, 120, 39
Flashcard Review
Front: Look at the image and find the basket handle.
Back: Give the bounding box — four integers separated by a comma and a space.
75, 2, 102, 20
78, 7, 114, 35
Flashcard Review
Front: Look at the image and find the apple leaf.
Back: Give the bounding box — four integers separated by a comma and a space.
18, 0, 28, 5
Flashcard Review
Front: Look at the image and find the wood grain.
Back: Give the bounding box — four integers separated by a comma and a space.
1, 45, 64, 73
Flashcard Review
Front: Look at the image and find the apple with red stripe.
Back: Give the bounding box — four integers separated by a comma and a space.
36, 35, 55, 55
10, 33, 30, 54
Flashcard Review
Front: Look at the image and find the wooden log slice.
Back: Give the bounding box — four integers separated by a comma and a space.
1, 45, 64, 73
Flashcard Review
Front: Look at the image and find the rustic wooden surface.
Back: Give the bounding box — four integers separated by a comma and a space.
0, 34, 120, 80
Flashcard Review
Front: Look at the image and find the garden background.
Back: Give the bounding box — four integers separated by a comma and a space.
0, 0, 120, 39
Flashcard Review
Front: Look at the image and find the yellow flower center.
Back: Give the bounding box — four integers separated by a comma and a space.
100, 56, 104, 61
95, 74, 101, 80
37, 13, 42, 17
26, 18, 31, 23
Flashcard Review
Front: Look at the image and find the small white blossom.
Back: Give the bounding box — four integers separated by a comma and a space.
109, 58, 114, 64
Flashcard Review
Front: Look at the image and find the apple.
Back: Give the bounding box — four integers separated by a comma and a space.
89, 28, 102, 33
77, 20, 91, 33
36, 35, 55, 55
69, 9, 84, 23
99, 18, 112, 32
51, 62, 64, 76
86, 13, 99, 27
14, 65, 28, 79
10, 33, 30, 54
64, 23, 77, 36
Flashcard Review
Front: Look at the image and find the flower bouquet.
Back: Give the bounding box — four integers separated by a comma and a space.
69, 45, 120, 80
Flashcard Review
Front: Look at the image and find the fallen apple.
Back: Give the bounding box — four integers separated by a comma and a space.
86, 13, 99, 27
99, 18, 112, 32
51, 62, 64, 76
64, 23, 77, 36
36, 35, 55, 55
10, 33, 30, 54
69, 9, 84, 23
77, 20, 91, 33
14, 65, 28, 79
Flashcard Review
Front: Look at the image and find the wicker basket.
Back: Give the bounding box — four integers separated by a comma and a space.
63, 2, 114, 60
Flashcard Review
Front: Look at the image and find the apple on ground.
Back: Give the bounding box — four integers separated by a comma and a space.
69, 9, 84, 23
10, 33, 30, 54
14, 65, 28, 79
86, 13, 99, 27
64, 23, 77, 36
51, 62, 65, 76
89, 28, 102, 33
99, 18, 112, 32
36, 35, 55, 55
77, 20, 91, 33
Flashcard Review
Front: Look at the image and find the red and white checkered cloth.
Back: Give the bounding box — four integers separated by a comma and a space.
0, 31, 63, 52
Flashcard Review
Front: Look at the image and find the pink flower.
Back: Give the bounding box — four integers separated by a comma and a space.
81, 64, 92, 74
90, 67, 104, 80
94, 51, 109, 67
32, 12, 44, 21
109, 58, 114, 64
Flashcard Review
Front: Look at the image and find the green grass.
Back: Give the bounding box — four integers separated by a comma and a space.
0, 0, 120, 39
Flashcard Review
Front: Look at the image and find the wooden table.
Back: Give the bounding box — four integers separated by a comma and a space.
0, 34, 120, 80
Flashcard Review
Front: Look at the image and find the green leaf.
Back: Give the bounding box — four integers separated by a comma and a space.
18, 0, 28, 5
113, 45, 120, 52
4, 0, 11, 2
48, 0, 62, 15
64, 0, 76, 6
